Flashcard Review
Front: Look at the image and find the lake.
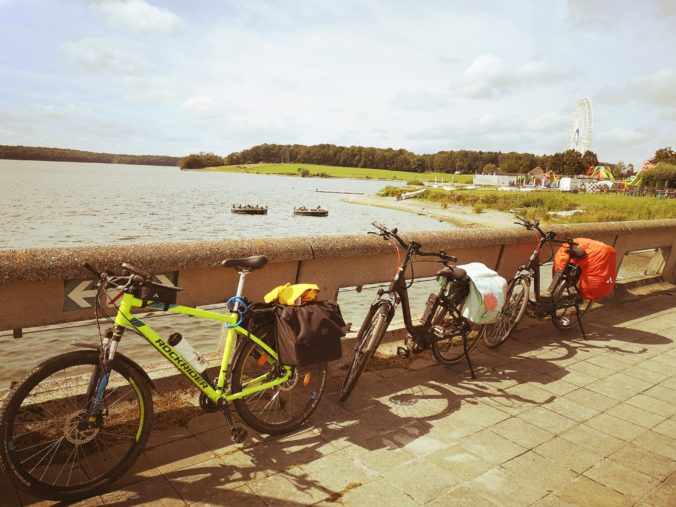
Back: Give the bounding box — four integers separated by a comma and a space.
1, 160, 454, 250
1, 160, 455, 384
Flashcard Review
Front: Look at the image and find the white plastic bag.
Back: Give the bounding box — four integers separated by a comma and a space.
458, 263, 508, 324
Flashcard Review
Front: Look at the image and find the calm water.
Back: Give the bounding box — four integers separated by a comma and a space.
1, 160, 455, 384
1, 160, 452, 249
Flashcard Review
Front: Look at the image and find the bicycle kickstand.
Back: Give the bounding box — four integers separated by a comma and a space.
221, 401, 248, 443
576, 305, 588, 340
463, 335, 476, 379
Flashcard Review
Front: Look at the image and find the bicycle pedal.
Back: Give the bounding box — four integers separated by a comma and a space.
396, 346, 410, 358
231, 426, 248, 443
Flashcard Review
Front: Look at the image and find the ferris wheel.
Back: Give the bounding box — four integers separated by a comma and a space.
568, 97, 593, 153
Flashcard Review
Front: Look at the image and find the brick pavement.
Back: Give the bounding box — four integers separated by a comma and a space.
2, 287, 675, 506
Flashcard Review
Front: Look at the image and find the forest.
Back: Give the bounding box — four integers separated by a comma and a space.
181, 143, 607, 176
0, 145, 179, 167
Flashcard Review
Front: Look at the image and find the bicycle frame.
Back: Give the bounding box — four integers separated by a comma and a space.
108, 293, 291, 404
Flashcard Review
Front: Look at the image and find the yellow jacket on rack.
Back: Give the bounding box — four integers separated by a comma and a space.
264, 283, 320, 306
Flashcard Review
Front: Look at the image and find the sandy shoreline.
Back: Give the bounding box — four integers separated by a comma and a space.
344, 195, 516, 229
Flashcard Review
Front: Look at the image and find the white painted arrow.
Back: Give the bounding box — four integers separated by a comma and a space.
67, 280, 98, 308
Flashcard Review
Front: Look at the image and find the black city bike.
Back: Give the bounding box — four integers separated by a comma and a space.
482, 216, 592, 348
339, 223, 482, 401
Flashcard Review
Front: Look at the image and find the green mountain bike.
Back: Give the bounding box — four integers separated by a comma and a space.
0, 256, 327, 501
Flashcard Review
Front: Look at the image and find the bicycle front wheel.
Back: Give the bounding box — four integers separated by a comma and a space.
431, 306, 483, 366
232, 340, 327, 435
0, 350, 153, 502
550, 280, 592, 330
482, 277, 530, 348
339, 303, 390, 402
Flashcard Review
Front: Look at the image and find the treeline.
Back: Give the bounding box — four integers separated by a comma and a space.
0, 145, 179, 166
181, 143, 605, 176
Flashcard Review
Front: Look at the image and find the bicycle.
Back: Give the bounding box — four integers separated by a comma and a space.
0, 256, 327, 501
339, 222, 483, 402
482, 216, 592, 348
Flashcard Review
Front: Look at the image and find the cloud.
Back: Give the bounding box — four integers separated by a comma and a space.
92, 0, 182, 34
60, 37, 146, 74
599, 127, 653, 146
390, 91, 452, 111
453, 54, 570, 99
599, 68, 676, 109
181, 95, 221, 118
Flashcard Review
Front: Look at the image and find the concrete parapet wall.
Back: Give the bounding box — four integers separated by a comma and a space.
1, 219, 675, 332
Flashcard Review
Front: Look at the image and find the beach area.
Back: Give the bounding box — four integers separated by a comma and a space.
344, 194, 516, 229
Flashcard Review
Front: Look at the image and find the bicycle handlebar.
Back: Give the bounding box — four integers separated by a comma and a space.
370, 222, 457, 263
513, 216, 577, 246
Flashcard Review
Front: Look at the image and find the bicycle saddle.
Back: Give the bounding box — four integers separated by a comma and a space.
222, 255, 269, 271
436, 266, 467, 280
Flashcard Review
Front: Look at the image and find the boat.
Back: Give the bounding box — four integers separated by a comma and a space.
397, 188, 426, 200
231, 204, 268, 215
293, 205, 328, 217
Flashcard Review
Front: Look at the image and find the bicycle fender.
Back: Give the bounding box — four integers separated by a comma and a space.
70, 343, 156, 392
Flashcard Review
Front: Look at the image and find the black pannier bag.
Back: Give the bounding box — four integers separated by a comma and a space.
273, 301, 347, 366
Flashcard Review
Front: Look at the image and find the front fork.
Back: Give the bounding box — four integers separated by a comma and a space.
80, 324, 125, 429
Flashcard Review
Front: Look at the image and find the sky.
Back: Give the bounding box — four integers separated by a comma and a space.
1, 0, 675, 167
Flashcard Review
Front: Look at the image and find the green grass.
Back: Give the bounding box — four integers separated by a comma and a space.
204, 163, 474, 183
378, 187, 676, 223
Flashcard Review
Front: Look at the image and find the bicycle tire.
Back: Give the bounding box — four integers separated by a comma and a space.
0, 350, 153, 502
550, 279, 592, 330
482, 277, 530, 348
338, 303, 389, 402
232, 340, 327, 435
431, 305, 483, 366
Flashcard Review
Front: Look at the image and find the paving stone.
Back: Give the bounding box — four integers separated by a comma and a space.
560, 424, 625, 457
652, 418, 676, 439
535, 437, 603, 474
623, 365, 669, 384
567, 360, 615, 379
426, 443, 495, 481
339, 477, 418, 506
146, 435, 219, 475
584, 458, 659, 500
609, 444, 676, 481
298, 450, 378, 494
518, 406, 578, 434
545, 396, 600, 423
556, 475, 632, 507
606, 402, 665, 429
531, 493, 576, 506
634, 472, 676, 507
382, 459, 460, 503
247, 466, 333, 506
633, 431, 676, 461
564, 387, 619, 412
585, 412, 649, 441
626, 394, 676, 418
490, 417, 556, 449
192, 485, 266, 507
470, 466, 549, 506
458, 428, 527, 464
643, 385, 676, 405
426, 484, 502, 506
99, 475, 185, 505
537, 376, 580, 396
586, 373, 653, 401
500, 451, 577, 491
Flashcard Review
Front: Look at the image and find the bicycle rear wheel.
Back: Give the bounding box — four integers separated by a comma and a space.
339, 303, 390, 402
431, 306, 483, 366
482, 277, 530, 348
232, 340, 327, 435
550, 279, 592, 330
0, 350, 153, 502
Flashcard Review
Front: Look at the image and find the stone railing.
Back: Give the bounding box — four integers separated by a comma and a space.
1, 219, 675, 334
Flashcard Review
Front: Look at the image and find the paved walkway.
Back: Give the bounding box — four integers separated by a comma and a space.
3, 287, 675, 506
